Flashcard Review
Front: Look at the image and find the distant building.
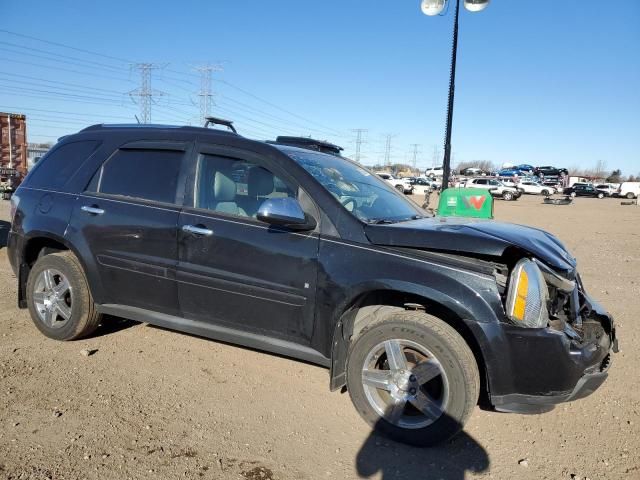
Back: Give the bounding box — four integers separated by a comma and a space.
27, 143, 51, 169
0, 112, 28, 176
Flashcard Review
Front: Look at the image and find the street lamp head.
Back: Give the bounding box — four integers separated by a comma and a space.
420, 0, 447, 16
464, 0, 490, 12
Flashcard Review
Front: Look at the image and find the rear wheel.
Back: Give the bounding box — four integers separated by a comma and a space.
395, 185, 405, 193
346, 310, 479, 446
570, 192, 577, 198
26, 251, 101, 341
597, 192, 605, 199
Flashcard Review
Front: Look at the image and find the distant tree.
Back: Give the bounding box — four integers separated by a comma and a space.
606, 169, 622, 183
594, 159, 607, 179
628, 175, 637, 182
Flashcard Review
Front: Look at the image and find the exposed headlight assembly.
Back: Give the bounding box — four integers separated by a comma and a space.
506, 258, 549, 328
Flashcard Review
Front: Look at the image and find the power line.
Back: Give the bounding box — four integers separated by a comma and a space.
0, 28, 131, 64
0, 105, 133, 120
217, 79, 346, 138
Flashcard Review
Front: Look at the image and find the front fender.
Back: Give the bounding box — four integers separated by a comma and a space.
328, 276, 505, 392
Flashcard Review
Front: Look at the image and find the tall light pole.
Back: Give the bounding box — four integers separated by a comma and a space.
421, 0, 490, 190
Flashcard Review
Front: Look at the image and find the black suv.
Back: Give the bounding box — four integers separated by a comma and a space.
563, 184, 606, 199
7, 125, 617, 446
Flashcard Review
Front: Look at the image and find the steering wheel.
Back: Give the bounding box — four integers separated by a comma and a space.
340, 196, 357, 212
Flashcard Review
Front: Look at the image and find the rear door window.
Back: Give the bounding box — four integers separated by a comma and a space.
26, 140, 100, 190
88, 149, 184, 204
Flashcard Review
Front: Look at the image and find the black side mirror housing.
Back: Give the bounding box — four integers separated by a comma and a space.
256, 197, 316, 231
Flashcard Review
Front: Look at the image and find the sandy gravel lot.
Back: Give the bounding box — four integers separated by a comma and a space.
1, 194, 638, 480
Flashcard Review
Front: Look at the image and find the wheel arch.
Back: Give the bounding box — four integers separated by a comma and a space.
329, 284, 495, 408
18, 232, 99, 308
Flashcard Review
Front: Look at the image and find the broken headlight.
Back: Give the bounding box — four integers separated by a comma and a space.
505, 258, 549, 328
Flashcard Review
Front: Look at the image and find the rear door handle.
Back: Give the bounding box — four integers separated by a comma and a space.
182, 224, 214, 237
81, 205, 105, 215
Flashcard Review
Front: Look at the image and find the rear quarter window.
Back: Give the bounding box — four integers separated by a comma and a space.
89, 148, 184, 204
25, 140, 100, 190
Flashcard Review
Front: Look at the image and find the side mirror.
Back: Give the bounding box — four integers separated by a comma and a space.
256, 197, 316, 231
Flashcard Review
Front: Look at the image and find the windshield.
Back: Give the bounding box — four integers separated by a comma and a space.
284, 149, 425, 223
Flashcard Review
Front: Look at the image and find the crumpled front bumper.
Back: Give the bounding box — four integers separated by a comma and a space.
490, 294, 616, 414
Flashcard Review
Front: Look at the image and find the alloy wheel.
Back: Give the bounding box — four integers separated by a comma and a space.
361, 339, 450, 429
32, 268, 73, 328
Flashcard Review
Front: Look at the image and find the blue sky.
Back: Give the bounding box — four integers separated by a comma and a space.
1, 0, 639, 174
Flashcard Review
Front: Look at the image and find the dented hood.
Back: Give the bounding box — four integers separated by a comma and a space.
365, 217, 576, 272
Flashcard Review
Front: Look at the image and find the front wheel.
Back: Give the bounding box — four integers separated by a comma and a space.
626, 192, 635, 199
502, 191, 514, 201
541, 189, 550, 196
346, 311, 479, 446
570, 192, 577, 198
395, 185, 405, 193
597, 192, 605, 199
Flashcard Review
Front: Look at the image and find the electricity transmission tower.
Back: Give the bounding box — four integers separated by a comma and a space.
193, 64, 224, 126
351, 128, 368, 163
431, 145, 441, 167
128, 63, 165, 124
410, 143, 421, 171
383, 134, 395, 167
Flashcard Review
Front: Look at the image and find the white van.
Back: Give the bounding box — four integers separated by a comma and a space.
617, 182, 640, 199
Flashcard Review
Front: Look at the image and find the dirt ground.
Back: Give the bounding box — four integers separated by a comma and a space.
0, 194, 638, 480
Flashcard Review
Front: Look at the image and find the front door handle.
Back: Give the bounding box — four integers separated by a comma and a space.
81, 205, 105, 215
182, 224, 214, 237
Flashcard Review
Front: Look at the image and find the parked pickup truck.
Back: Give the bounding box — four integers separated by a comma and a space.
464, 178, 521, 201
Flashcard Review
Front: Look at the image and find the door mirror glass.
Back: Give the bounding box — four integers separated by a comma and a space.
257, 197, 315, 230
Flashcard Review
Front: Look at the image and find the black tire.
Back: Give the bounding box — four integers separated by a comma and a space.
597, 192, 604, 199
26, 251, 101, 341
395, 185, 404, 193
626, 192, 635, 199
502, 191, 514, 201
346, 310, 479, 447
541, 189, 550, 196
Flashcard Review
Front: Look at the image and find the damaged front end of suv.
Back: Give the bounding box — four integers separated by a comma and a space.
491, 255, 617, 413
363, 216, 618, 414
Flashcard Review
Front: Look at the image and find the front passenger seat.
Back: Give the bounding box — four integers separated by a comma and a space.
245, 167, 275, 217
211, 171, 247, 217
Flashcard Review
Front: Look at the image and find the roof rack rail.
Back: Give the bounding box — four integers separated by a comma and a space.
269, 136, 343, 156
204, 116, 237, 134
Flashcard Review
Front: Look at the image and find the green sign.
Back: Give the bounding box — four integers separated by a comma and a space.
437, 188, 493, 219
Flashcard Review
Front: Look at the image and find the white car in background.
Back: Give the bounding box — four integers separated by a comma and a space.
424, 166, 444, 178
594, 184, 617, 197
518, 181, 555, 195
376, 173, 413, 194
464, 178, 521, 201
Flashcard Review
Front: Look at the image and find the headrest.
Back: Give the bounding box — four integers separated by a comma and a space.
213, 171, 236, 202
248, 167, 274, 197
